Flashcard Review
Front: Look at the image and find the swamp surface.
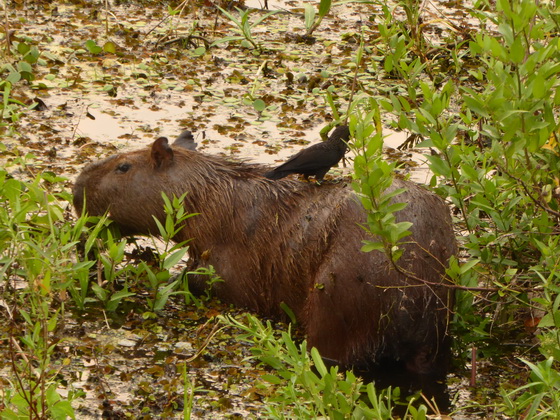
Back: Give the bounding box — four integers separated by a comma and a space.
0, 0, 540, 418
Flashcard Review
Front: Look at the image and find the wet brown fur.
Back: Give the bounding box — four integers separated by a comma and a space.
73, 138, 456, 377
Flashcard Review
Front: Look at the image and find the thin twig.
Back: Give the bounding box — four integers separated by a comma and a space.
344, 37, 364, 125
498, 163, 560, 219
3, 0, 10, 56
185, 319, 226, 363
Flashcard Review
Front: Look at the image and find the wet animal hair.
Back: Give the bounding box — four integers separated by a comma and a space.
73, 137, 456, 383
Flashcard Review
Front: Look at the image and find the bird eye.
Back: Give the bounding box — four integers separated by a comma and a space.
116, 163, 131, 173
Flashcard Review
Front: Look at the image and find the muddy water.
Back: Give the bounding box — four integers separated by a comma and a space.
70, 90, 433, 181
13, 85, 434, 182
1, 0, 459, 182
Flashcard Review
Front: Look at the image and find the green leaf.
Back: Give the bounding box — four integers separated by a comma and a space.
109, 288, 136, 303
324, 90, 340, 119
91, 283, 109, 301
262, 374, 283, 384
462, 91, 489, 118
168, 4, 180, 16
6, 70, 21, 84
25, 46, 40, 63
17, 61, 32, 73
253, 10, 279, 26
532, 75, 546, 99
218, 7, 240, 27
361, 241, 384, 253
193, 46, 206, 56
280, 302, 297, 324
393, 221, 413, 236
17, 42, 31, 55
210, 35, 246, 48
103, 41, 117, 53
538, 313, 555, 328
253, 98, 266, 112
260, 356, 284, 370
163, 247, 189, 270
311, 347, 328, 376
509, 37, 524, 64
318, 0, 332, 17
85, 40, 102, 54
240, 39, 254, 49
304, 4, 315, 30
50, 398, 76, 420
459, 259, 480, 274
153, 280, 179, 311
386, 202, 408, 213
0, 408, 20, 420
108, 239, 126, 261
390, 247, 404, 262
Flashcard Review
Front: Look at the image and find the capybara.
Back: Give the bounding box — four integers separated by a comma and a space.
73, 136, 456, 383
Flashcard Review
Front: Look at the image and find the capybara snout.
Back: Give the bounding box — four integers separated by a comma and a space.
74, 135, 457, 384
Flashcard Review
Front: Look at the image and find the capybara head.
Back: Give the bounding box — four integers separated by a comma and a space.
73, 137, 182, 235
74, 135, 456, 400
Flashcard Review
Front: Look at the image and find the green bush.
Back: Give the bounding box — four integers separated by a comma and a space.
355, 0, 560, 414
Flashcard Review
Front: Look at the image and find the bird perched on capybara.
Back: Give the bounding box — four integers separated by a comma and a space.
264, 125, 350, 182
73, 136, 456, 387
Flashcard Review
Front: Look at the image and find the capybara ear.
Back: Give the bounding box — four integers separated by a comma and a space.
151, 137, 174, 169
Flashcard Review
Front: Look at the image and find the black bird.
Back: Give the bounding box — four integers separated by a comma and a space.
173, 130, 197, 151
265, 125, 350, 182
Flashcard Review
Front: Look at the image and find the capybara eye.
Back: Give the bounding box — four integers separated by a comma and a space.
116, 163, 131, 173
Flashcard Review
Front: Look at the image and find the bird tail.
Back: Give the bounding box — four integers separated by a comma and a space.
264, 170, 288, 180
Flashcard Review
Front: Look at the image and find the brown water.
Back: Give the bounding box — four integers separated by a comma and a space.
1, 0, 470, 181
